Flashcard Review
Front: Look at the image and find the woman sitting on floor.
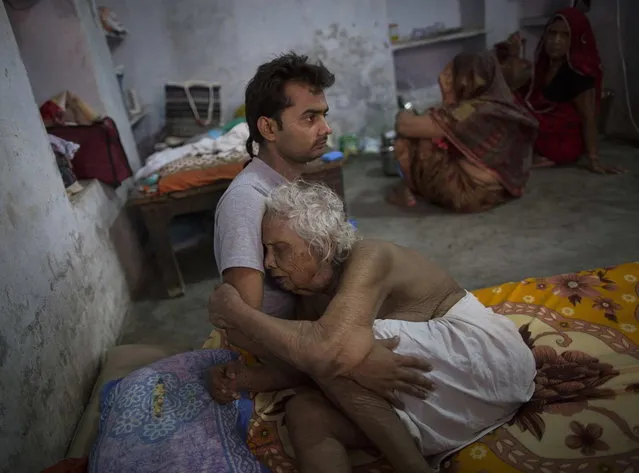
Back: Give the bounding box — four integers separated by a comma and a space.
210, 181, 536, 473
507, 8, 624, 173
388, 51, 538, 212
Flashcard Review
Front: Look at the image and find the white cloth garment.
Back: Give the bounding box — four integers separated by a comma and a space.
372, 292, 536, 470
134, 122, 250, 180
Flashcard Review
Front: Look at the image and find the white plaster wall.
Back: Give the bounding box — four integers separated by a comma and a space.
519, 0, 570, 20
96, 0, 398, 142
484, 0, 520, 49
390, 0, 486, 98
236, 0, 398, 137
7, 0, 141, 172
0, 4, 138, 471
169, 0, 397, 138
387, 0, 462, 40
73, 0, 141, 171
99, 0, 174, 154
7, 0, 103, 111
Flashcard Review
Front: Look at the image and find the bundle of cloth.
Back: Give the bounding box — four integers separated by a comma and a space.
135, 122, 251, 195
49, 134, 84, 196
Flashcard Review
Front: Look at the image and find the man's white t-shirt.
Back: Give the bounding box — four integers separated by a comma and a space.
213, 158, 296, 319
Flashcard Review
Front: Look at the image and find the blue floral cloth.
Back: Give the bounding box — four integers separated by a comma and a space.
89, 349, 267, 473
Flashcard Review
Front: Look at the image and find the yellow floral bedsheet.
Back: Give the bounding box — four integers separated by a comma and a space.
204, 262, 639, 473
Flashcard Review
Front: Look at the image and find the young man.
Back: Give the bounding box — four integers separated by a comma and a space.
211, 53, 433, 412
213, 52, 334, 334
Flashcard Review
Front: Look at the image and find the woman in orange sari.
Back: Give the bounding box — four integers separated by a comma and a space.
388, 51, 538, 213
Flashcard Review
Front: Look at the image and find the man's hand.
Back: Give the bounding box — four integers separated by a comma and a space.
207, 362, 242, 404
209, 283, 242, 329
348, 337, 434, 408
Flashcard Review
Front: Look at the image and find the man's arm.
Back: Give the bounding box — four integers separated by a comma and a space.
219, 267, 272, 357
213, 185, 272, 356
212, 244, 390, 378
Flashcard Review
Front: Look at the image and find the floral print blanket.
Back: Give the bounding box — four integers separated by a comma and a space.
203, 262, 639, 473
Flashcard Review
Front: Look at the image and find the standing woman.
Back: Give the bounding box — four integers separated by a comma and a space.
521, 7, 624, 173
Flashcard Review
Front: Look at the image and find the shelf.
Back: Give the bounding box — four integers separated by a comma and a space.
105, 31, 125, 47
521, 16, 550, 28
391, 28, 486, 52
129, 108, 147, 127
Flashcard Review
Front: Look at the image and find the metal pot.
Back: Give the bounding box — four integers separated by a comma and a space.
381, 131, 398, 176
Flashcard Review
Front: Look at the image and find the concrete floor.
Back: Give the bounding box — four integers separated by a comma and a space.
119, 140, 639, 350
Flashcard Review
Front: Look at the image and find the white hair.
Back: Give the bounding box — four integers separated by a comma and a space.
265, 180, 359, 264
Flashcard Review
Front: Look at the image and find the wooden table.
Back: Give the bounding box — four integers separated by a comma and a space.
129, 158, 346, 298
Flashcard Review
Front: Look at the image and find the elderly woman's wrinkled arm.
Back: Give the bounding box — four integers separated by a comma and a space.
210, 282, 381, 378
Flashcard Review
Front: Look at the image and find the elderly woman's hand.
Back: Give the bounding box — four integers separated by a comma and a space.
207, 361, 244, 404
349, 336, 434, 408
209, 282, 242, 328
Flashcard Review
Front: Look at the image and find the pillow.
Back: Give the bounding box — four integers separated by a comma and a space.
88, 349, 265, 473
67, 344, 183, 458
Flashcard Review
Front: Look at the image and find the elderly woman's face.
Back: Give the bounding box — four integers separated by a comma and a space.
262, 215, 333, 295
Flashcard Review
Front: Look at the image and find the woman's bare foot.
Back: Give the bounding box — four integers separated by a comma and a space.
386, 183, 417, 208
532, 155, 556, 168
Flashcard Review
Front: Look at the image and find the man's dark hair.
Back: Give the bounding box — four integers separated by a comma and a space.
244, 52, 335, 157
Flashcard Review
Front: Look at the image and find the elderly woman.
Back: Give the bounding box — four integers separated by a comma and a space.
210, 181, 536, 473
387, 51, 538, 211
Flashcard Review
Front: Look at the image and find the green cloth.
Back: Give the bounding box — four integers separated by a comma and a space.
222, 117, 246, 133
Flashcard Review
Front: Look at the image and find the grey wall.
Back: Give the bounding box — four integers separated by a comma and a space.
8, 0, 141, 171
387, 0, 461, 42
100, 0, 639, 143
98, 0, 175, 155
6, 0, 102, 110
390, 0, 486, 107
99, 0, 398, 148
589, 0, 639, 138
0, 2, 145, 471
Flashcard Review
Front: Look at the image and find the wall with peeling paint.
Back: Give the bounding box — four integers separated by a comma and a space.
6, 0, 102, 111
388, 0, 461, 40
7, 0, 141, 172
101, 0, 398, 143
0, 2, 144, 471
